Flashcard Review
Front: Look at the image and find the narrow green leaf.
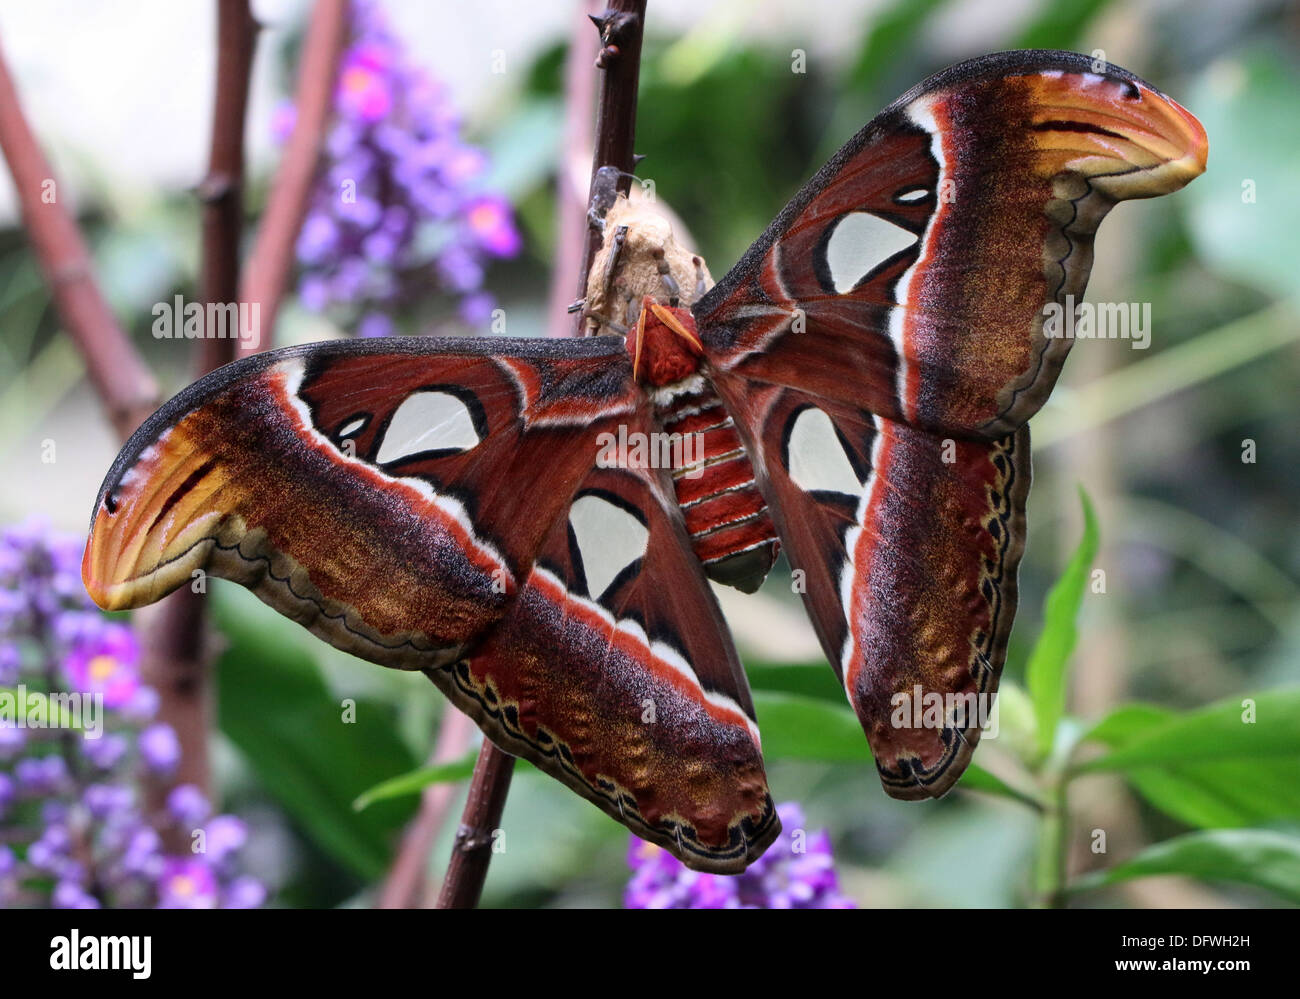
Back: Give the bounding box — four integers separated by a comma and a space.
745, 659, 845, 703
352, 752, 478, 812
1077, 690, 1300, 827
1079, 689, 1300, 772
1014, 0, 1115, 49
1027, 488, 1099, 759
1071, 829, 1300, 904
752, 691, 1037, 807
0, 685, 87, 730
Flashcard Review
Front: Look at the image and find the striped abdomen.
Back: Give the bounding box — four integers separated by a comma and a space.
658, 378, 779, 592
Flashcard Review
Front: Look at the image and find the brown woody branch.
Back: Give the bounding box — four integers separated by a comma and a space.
198, 0, 260, 374
376, 708, 475, 909
138, 0, 261, 842
434, 0, 649, 910
0, 32, 159, 441
237, 0, 349, 355
433, 733, 516, 910
544, 1, 601, 338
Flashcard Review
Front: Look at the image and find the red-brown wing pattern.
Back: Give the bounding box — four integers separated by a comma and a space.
696, 50, 1208, 439
696, 50, 1204, 799
82, 335, 774, 872
437, 456, 777, 871
711, 374, 1029, 797
82, 337, 637, 669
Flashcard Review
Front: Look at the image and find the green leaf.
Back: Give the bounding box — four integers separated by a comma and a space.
1013, 0, 1115, 49
1186, 47, 1300, 300
1071, 829, 1300, 904
754, 690, 871, 763
1084, 702, 1176, 745
213, 587, 420, 880
752, 691, 1039, 807
1026, 488, 1099, 759
1078, 690, 1300, 827
0, 685, 88, 731
745, 659, 845, 703
1080, 689, 1300, 772
352, 751, 478, 812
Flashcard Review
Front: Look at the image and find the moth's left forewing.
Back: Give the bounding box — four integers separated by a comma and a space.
82, 338, 638, 669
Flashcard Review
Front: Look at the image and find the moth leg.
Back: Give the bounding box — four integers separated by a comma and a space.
653, 248, 680, 307
624, 291, 641, 329
600, 224, 628, 299
586, 164, 622, 232
582, 309, 628, 336
567, 298, 585, 314
692, 256, 708, 301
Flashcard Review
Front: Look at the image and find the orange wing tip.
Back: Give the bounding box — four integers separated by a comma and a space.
81, 506, 215, 611
1024, 72, 1209, 200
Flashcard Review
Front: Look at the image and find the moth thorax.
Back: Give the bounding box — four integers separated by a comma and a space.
584, 193, 714, 338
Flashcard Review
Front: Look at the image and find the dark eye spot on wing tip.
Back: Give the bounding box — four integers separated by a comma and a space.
103, 492, 118, 515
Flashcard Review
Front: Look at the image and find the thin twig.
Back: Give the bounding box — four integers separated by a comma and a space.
137, 0, 261, 842
0, 32, 159, 440
376, 708, 476, 909
198, 0, 259, 374
433, 736, 516, 910
544, 0, 601, 338
434, 0, 649, 910
237, 0, 349, 355
574, 0, 648, 328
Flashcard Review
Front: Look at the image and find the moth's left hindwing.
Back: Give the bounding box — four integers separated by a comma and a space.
443, 458, 777, 869
83, 336, 777, 872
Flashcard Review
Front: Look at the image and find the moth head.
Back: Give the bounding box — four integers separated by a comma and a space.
628, 298, 704, 386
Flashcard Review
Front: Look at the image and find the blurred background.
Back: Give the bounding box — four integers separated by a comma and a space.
2, 0, 1298, 908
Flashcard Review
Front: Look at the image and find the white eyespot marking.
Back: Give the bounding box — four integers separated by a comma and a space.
785, 407, 861, 497
822, 212, 918, 294
894, 186, 929, 204
568, 494, 649, 601
338, 417, 366, 437
375, 391, 481, 464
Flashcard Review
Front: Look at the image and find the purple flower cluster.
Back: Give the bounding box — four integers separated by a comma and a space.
285, 0, 521, 335
0, 519, 265, 909
624, 803, 856, 908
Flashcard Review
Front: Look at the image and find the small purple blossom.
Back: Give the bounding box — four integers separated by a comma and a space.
285, 0, 521, 336
1, 519, 268, 909
204, 815, 248, 863
166, 784, 210, 828
63, 622, 140, 708
82, 731, 129, 770
223, 874, 267, 909
157, 858, 220, 909
53, 880, 101, 909
138, 723, 180, 774
624, 803, 856, 909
